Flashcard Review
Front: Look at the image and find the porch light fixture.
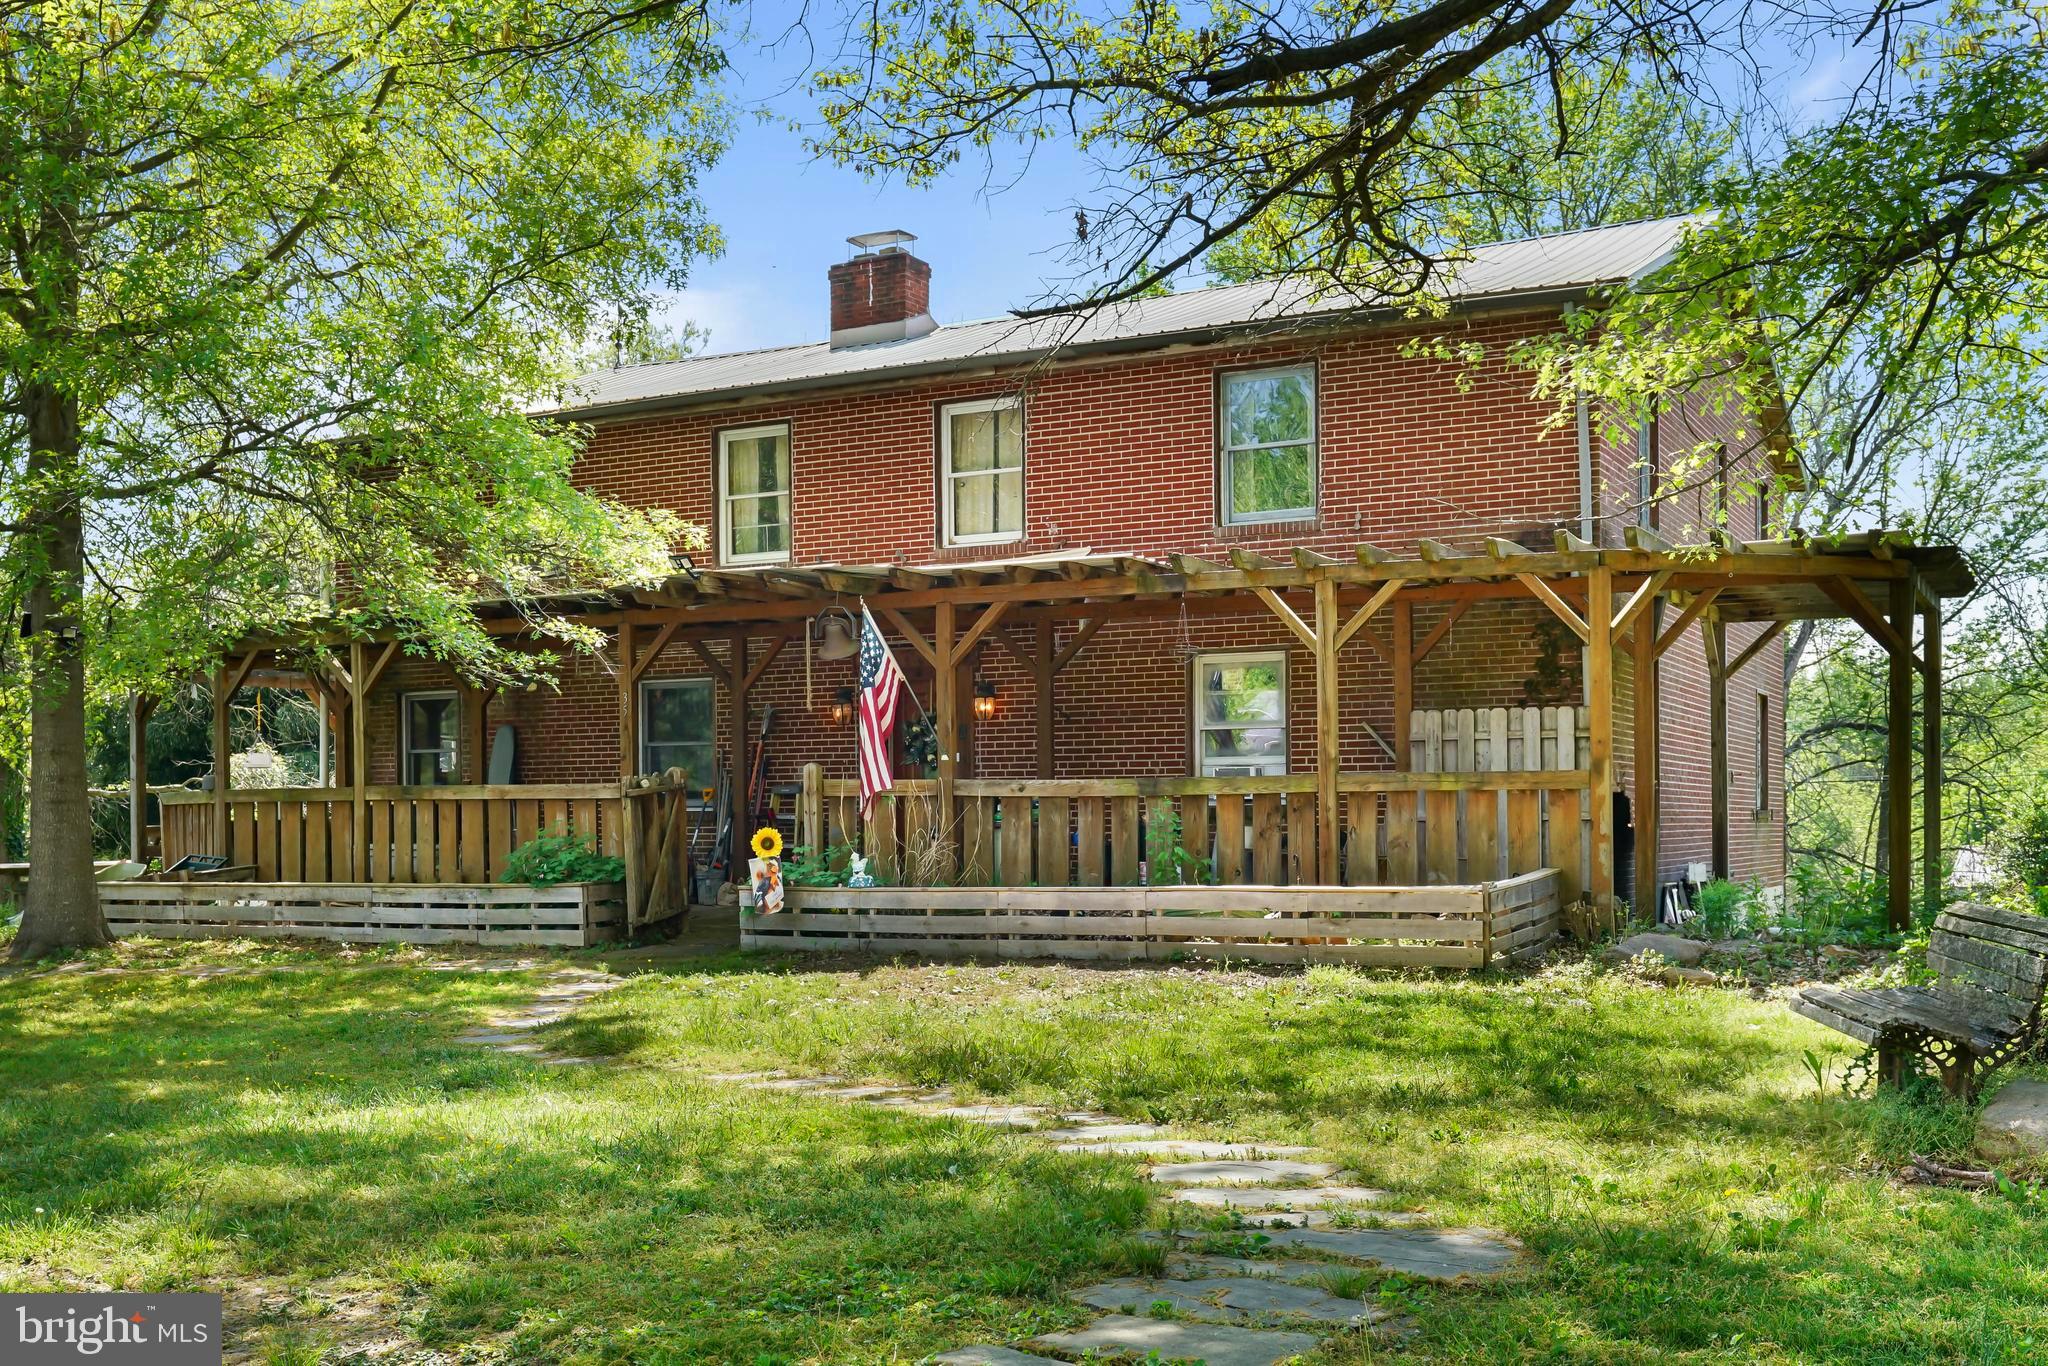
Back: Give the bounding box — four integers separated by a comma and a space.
972, 677, 998, 721
829, 686, 856, 726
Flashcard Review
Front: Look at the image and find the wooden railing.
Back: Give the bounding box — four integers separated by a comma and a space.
798, 767, 1590, 903
159, 778, 693, 928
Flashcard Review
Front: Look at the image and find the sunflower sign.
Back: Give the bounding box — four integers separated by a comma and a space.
748, 827, 784, 914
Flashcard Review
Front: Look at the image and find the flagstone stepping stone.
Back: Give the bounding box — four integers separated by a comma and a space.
870, 1088, 957, 1107
1166, 1253, 1384, 1287
1031, 1313, 1319, 1366
457, 1031, 542, 1046
482, 1013, 560, 1029
1058, 1140, 1314, 1159
1069, 1274, 1390, 1328
1166, 1185, 1388, 1212
706, 1070, 785, 1082
1146, 1158, 1340, 1186
925, 1103, 1051, 1127
813, 1084, 916, 1100
1233, 1227, 1521, 1281
931, 1348, 1065, 1364
743, 1075, 846, 1092
1036, 1123, 1166, 1141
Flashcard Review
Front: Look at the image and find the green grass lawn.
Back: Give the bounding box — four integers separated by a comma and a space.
3, 938, 2045, 1363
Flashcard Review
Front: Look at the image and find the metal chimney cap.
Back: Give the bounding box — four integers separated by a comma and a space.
847, 229, 918, 255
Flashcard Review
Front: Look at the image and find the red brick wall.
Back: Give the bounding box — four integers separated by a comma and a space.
362, 306, 1785, 893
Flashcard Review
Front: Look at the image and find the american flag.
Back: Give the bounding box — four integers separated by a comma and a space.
856, 604, 908, 817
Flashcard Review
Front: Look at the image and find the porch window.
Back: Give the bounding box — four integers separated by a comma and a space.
1755, 691, 1771, 813
641, 678, 715, 782
1193, 652, 1288, 777
1219, 365, 1316, 524
718, 423, 791, 564
401, 691, 459, 786
940, 396, 1024, 545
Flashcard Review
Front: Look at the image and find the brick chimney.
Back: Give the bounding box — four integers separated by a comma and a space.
828, 230, 937, 348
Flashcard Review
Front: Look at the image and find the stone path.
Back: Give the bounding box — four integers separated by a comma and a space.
458, 975, 1525, 1364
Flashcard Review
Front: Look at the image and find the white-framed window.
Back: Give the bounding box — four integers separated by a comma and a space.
1219, 365, 1316, 524
641, 678, 716, 781
1635, 410, 1659, 527
1755, 691, 1771, 813
717, 423, 791, 564
1193, 652, 1288, 777
940, 396, 1025, 545
401, 691, 460, 786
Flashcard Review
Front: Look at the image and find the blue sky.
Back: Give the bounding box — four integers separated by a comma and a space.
657, 8, 1859, 356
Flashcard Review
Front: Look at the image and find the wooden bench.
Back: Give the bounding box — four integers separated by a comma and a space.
1792, 902, 2048, 1098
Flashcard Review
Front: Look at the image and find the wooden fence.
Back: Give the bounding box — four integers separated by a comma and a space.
100, 880, 625, 948
798, 766, 1589, 905
1409, 704, 1592, 899
743, 868, 1560, 969
159, 779, 691, 927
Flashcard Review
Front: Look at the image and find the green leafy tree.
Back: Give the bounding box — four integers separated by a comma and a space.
0, 2, 729, 959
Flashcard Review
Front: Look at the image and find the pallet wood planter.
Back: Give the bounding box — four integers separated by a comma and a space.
741, 869, 1560, 968
98, 879, 626, 947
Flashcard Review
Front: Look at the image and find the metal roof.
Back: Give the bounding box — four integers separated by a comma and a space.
540, 216, 1700, 419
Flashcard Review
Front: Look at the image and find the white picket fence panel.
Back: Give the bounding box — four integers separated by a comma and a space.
1410, 706, 1592, 892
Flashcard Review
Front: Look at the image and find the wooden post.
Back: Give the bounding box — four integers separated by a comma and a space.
1705, 615, 1729, 880
1314, 578, 1341, 883
211, 666, 231, 857
1391, 598, 1413, 771
955, 649, 977, 778
1887, 574, 1915, 930
1923, 596, 1943, 919
619, 622, 643, 925
934, 600, 958, 844
1632, 600, 1659, 921
349, 642, 368, 879
127, 693, 154, 864
726, 631, 749, 882
799, 761, 824, 853
1587, 566, 1615, 915
1034, 618, 1056, 780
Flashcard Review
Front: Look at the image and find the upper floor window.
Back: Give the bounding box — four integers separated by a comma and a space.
1755, 691, 1772, 813
941, 397, 1024, 545
641, 677, 715, 781
1194, 651, 1288, 777
1635, 410, 1659, 527
1219, 365, 1316, 524
401, 691, 459, 786
718, 423, 790, 564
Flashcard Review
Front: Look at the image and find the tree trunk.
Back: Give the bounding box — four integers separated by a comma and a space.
9, 380, 107, 959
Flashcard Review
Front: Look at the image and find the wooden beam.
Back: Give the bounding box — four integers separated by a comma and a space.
726, 632, 749, 880
1354, 543, 1393, 566
223, 650, 263, 700
1227, 548, 1282, 571
738, 634, 787, 695
1611, 570, 1672, 641
628, 619, 682, 684
686, 638, 734, 690
1417, 538, 1460, 562
1923, 596, 1943, 922
1033, 618, 1056, 780
1725, 620, 1788, 678
1554, 529, 1596, 553
1705, 616, 1729, 880
953, 599, 1014, 662
1624, 524, 1675, 553
211, 666, 232, 856
879, 605, 939, 669
1413, 599, 1470, 661
987, 626, 1037, 671
1887, 574, 1915, 930
1052, 617, 1104, 672
934, 601, 959, 871
1169, 553, 1229, 576
1485, 537, 1530, 560
1654, 588, 1721, 657
1313, 579, 1341, 883
1518, 574, 1591, 643
1335, 579, 1404, 653
350, 642, 368, 877
1392, 599, 1413, 771
1820, 576, 1920, 668
619, 620, 644, 923
359, 640, 400, 697
1252, 586, 1320, 651
1292, 547, 1342, 571
1588, 566, 1616, 914
1633, 596, 1659, 920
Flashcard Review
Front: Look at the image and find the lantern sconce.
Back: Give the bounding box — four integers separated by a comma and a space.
829, 686, 856, 726
972, 677, 998, 721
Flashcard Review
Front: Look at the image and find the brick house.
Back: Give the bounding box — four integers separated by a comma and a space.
362, 219, 1782, 897
154, 215, 1969, 948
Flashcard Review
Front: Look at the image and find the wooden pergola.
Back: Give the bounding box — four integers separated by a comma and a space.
180, 529, 1969, 926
